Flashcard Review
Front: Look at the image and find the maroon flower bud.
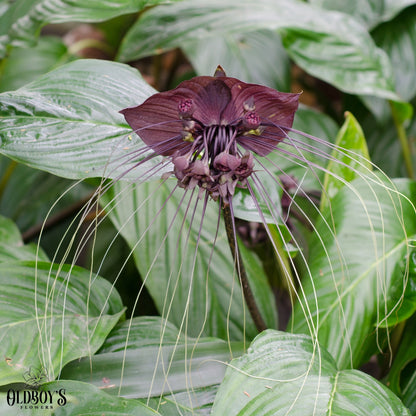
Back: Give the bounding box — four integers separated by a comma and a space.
190, 160, 210, 178
242, 111, 260, 131
213, 152, 241, 172
173, 155, 189, 180
178, 99, 194, 119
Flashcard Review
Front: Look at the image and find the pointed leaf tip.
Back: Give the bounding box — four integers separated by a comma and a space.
214, 65, 226, 77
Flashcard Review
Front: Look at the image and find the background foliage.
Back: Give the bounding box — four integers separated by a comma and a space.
0, 0, 416, 414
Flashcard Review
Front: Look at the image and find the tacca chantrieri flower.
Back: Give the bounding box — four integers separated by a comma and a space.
120, 66, 299, 203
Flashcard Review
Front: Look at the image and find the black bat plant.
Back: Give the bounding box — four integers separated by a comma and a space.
0, 1, 415, 415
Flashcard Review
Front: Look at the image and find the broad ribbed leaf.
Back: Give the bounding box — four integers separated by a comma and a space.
0, 156, 92, 233
0, 380, 161, 415
232, 173, 283, 224
118, 0, 399, 101
61, 317, 244, 410
291, 178, 416, 368
182, 30, 291, 91
102, 179, 277, 340
0, 261, 124, 385
0, 215, 48, 262
0, 215, 23, 245
212, 330, 409, 415
263, 105, 339, 192
402, 365, 416, 415
320, 112, 372, 210
0, 0, 10, 15
0, 59, 158, 180
364, 108, 412, 177
373, 6, 416, 102
309, 0, 416, 29
0, 37, 70, 93
386, 312, 416, 397
225, 105, 339, 224
0, 0, 181, 57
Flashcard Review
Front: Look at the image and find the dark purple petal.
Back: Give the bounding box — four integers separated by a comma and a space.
214, 65, 227, 77
121, 70, 299, 180
193, 79, 231, 125
231, 83, 300, 156
120, 90, 191, 156
121, 76, 238, 155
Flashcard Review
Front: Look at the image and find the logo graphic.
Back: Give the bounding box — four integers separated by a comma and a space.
5, 366, 67, 410
23, 367, 48, 388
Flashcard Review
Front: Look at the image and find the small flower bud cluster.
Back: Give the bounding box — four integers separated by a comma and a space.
172, 150, 254, 202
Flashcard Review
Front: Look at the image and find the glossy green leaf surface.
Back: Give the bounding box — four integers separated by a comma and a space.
0, 215, 48, 262
320, 112, 372, 210
0, 156, 92, 234
364, 105, 415, 178
292, 178, 416, 368
183, 30, 291, 91
61, 317, 244, 410
212, 330, 409, 415
0, 0, 181, 57
264, 105, 339, 191
0, 261, 124, 385
233, 106, 338, 224
309, 0, 416, 29
102, 179, 277, 341
386, 312, 416, 397
0, 36, 70, 93
373, 6, 416, 102
0, 59, 158, 180
119, 0, 399, 101
0, 380, 161, 415
232, 172, 283, 224
402, 365, 416, 415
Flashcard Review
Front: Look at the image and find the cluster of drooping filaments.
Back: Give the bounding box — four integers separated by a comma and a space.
171, 98, 264, 202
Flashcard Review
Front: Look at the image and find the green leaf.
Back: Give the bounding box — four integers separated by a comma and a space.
294, 106, 339, 142
309, 0, 416, 29
0, 156, 92, 234
291, 178, 416, 368
118, 0, 400, 101
102, 179, 277, 340
0, 0, 181, 57
0, 37, 70, 93
0, 0, 10, 16
364, 98, 416, 177
0, 214, 24, 245
0, 261, 124, 385
61, 317, 244, 410
0, 380, 161, 415
144, 389, 217, 416
386, 314, 416, 395
382, 244, 416, 327
402, 365, 416, 415
211, 330, 409, 415
0, 59, 158, 180
372, 6, 416, 102
320, 111, 372, 210
233, 106, 339, 224
182, 30, 291, 91
232, 172, 283, 224
0, 215, 49, 262
359, 4, 416, 122
265, 105, 339, 191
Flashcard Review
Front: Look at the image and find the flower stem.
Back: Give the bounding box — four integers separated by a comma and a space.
222, 204, 267, 332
